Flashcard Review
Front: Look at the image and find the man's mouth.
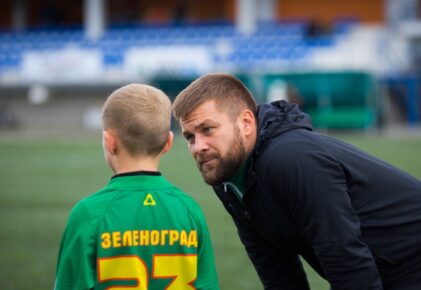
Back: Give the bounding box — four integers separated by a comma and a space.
197, 155, 217, 167
199, 158, 213, 167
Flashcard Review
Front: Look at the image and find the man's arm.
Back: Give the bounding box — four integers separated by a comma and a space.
267, 142, 382, 290
233, 217, 311, 290
55, 202, 96, 290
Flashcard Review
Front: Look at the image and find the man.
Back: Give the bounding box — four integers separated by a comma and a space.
172, 73, 421, 290
55, 84, 219, 290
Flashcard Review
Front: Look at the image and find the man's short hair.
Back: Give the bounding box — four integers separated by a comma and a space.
102, 83, 171, 157
173, 73, 257, 122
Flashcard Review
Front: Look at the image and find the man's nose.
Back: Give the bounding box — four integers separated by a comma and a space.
191, 136, 209, 155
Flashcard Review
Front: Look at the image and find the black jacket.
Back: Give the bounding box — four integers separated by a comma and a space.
213, 101, 421, 290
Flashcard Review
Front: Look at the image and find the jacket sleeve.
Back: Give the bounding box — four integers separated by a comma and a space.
265, 142, 382, 290
232, 216, 311, 290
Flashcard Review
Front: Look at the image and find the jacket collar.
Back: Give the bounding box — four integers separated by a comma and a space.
214, 101, 313, 197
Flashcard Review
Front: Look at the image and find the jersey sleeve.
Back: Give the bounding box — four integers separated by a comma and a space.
55, 201, 97, 290
187, 199, 220, 290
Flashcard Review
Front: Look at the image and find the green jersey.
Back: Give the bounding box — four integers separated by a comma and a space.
55, 171, 219, 290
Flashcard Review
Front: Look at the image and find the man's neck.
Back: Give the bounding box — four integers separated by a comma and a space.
245, 125, 258, 157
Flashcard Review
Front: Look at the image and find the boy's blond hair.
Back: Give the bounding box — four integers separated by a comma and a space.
102, 83, 171, 157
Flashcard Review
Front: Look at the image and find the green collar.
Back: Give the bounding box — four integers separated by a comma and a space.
107, 172, 172, 191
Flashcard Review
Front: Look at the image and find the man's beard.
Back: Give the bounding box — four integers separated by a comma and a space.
196, 126, 247, 186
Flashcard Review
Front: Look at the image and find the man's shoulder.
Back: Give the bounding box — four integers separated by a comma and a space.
270, 127, 319, 145
259, 129, 321, 160
253, 130, 343, 181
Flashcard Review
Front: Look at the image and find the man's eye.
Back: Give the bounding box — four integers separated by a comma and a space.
203, 127, 213, 134
185, 134, 194, 142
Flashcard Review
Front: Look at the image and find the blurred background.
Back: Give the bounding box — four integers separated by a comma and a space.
0, 0, 421, 132
1, 0, 421, 289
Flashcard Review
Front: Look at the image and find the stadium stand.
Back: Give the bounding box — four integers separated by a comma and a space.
0, 21, 342, 76
0, 20, 390, 130
0, 0, 419, 130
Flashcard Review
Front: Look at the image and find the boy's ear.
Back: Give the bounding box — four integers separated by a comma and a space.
161, 131, 174, 155
103, 130, 117, 155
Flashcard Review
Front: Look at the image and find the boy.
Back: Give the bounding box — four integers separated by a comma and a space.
54, 84, 220, 290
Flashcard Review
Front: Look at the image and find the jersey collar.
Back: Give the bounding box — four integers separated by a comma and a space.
112, 170, 161, 179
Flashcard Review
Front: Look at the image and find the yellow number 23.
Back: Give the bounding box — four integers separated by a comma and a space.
98, 254, 197, 289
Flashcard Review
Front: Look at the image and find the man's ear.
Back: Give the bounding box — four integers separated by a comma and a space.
161, 131, 174, 155
238, 109, 256, 136
103, 130, 117, 155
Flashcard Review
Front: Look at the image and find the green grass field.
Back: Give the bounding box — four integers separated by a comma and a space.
1, 132, 421, 290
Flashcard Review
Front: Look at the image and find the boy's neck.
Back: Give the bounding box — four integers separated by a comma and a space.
112, 155, 161, 174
